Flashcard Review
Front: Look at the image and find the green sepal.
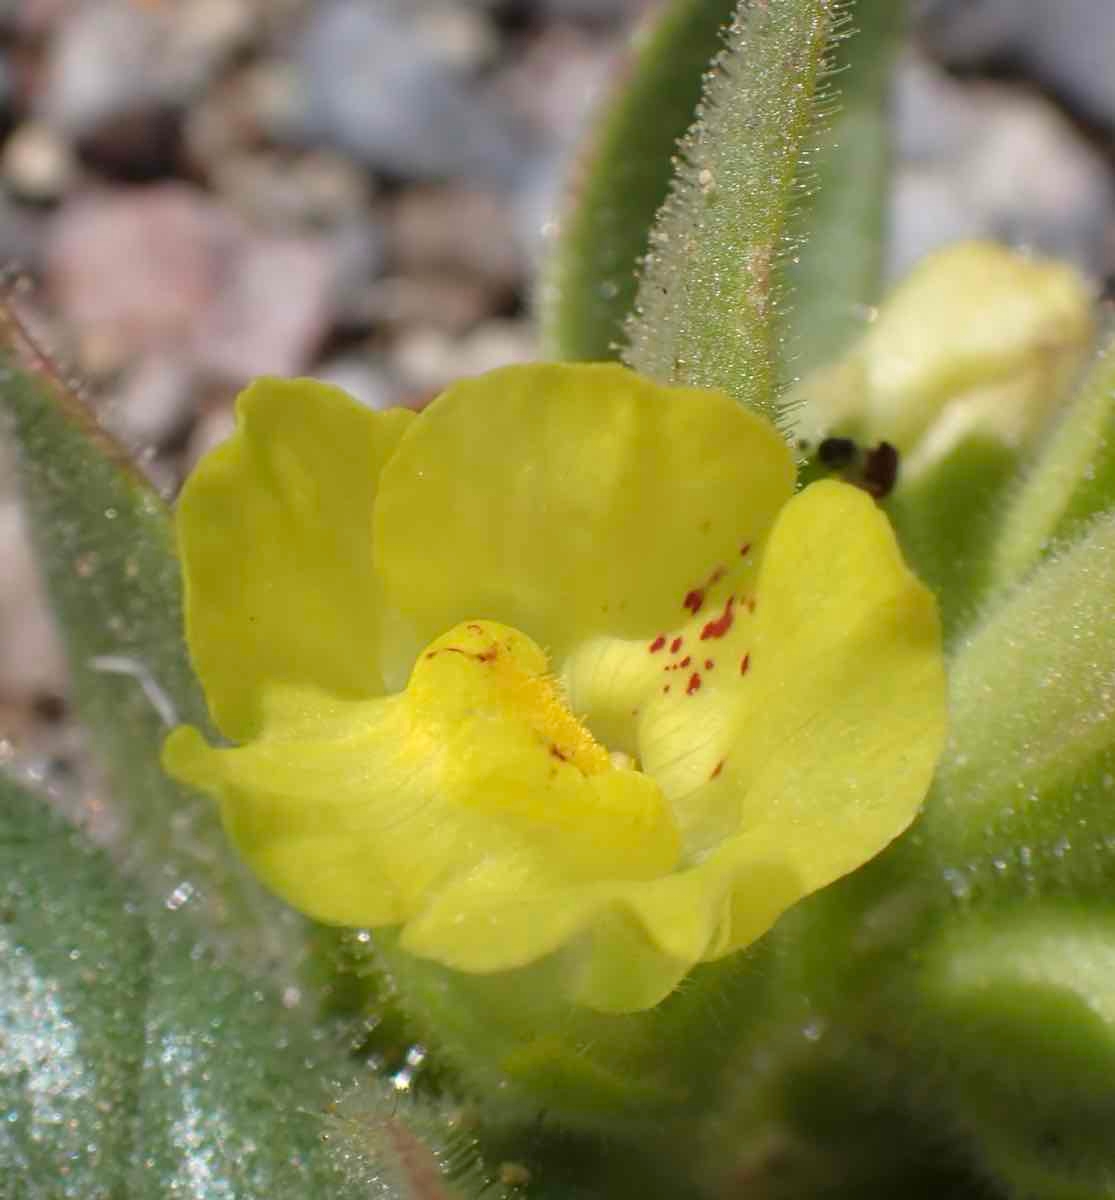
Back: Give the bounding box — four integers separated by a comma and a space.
698, 1010, 987, 1200
582, 859, 981, 1200
884, 435, 1019, 640
366, 927, 773, 1133
991, 334, 1115, 593
540, 0, 737, 362
0, 304, 305, 975
924, 508, 1115, 899
915, 908, 1115, 1200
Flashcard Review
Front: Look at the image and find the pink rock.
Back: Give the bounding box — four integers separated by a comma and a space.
388, 185, 523, 290
44, 183, 337, 382
194, 232, 335, 382
44, 184, 237, 369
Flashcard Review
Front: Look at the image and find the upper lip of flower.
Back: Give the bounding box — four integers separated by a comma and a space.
162, 362, 946, 1012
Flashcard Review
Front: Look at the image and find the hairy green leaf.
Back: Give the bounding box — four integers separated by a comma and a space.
778, 0, 903, 385
545, 0, 902, 400
0, 776, 474, 1199
991, 334, 1115, 593
0, 773, 149, 1198
132, 918, 364, 1200
623, 0, 849, 422
925, 509, 1115, 890
540, 0, 737, 361
0, 302, 303, 976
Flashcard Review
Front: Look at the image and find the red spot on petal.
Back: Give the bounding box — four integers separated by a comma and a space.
663, 684, 671, 694
740, 653, 751, 675
685, 566, 728, 616
704, 659, 714, 670
686, 673, 702, 695
710, 759, 725, 779
679, 656, 691, 668
670, 636, 684, 654
746, 597, 757, 613
700, 596, 735, 640
649, 635, 667, 653
425, 646, 468, 659
740, 542, 751, 557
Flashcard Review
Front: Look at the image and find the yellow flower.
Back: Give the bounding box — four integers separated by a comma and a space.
163, 363, 945, 1012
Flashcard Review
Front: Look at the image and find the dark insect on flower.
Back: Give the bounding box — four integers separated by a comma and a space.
861, 441, 900, 500
817, 436, 859, 470
812, 436, 899, 501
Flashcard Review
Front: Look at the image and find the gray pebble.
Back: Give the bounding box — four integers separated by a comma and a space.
917, 0, 1115, 126
312, 355, 403, 411
100, 354, 197, 450
392, 319, 536, 395
512, 0, 651, 22
193, 231, 338, 382
295, 0, 532, 186
39, 0, 255, 140
2, 122, 77, 203
889, 53, 1115, 280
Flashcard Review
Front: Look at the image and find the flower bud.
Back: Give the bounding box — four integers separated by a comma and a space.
791, 242, 1095, 634
793, 241, 1094, 475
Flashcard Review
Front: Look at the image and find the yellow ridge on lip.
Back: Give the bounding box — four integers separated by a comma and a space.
419, 620, 611, 778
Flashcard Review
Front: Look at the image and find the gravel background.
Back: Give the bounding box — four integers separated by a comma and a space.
2, 0, 1113, 778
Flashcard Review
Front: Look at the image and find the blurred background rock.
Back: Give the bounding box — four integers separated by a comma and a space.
1, 0, 1113, 776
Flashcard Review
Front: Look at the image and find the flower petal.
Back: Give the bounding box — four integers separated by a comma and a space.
636, 478, 945, 889
401, 483, 943, 1011
535, 478, 946, 1005
401, 838, 805, 1011
177, 378, 415, 740
725, 480, 944, 891
373, 363, 795, 661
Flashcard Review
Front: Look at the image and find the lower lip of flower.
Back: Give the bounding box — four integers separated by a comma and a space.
409, 618, 682, 879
